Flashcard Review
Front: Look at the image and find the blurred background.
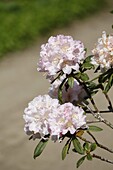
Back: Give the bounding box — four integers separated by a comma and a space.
0, 0, 107, 57
0, 0, 113, 170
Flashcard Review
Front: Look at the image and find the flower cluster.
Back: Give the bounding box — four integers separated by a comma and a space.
37, 35, 86, 77
49, 76, 87, 104
23, 95, 60, 139
24, 33, 113, 167
92, 31, 113, 69
23, 95, 86, 141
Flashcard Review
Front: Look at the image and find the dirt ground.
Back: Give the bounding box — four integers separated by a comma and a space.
1, 1, 113, 170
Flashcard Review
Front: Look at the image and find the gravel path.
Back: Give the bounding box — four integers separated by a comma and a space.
1, 1, 113, 170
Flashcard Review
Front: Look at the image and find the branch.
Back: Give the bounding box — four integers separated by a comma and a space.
86, 110, 113, 114
92, 154, 113, 164
87, 120, 101, 124
78, 135, 113, 154
103, 92, 113, 112
82, 102, 113, 129
100, 84, 113, 112
87, 131, 113, 153
73, 74, 99, 113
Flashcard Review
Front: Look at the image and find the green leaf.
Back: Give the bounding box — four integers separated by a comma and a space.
88, 125, 103, 132
98, 68, 113, 84
58, 77, 67, 104
90, 143, 97, 152
62, 141, 70, 160
82, 55, 94, 70
33, 139, 48, 159
68, 77, 74, 88
85, 55, 94, 62
83, 142, 90, 152
104, 74, 113, 93
76, 156, 86, 168
87, 153, 92, 161
86, 81, 100, 90
58, 87, 63, 104
86, 81, 100, 96
72, 137, 84, 154
80, 73, 89, 81
82, 62, 94, 70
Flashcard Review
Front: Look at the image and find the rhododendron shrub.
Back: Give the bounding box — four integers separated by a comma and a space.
23, 34, 113, 168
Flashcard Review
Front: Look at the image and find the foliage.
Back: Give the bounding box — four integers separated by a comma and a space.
0, 0, 106, 57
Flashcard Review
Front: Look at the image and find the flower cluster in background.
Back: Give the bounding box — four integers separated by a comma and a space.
49, 77, 87, 104
92, 31, 113, 69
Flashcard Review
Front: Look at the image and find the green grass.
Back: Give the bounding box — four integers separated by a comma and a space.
0, 0, 107, 57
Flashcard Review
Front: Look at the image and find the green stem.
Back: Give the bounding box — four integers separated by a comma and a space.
51, 71, 63, 84
58, 77, 67, 104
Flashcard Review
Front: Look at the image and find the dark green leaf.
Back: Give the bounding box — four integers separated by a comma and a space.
87, 81, 96, 89
84, 55, 94, 62
104, 74, 113, 93
82, 62, 94, 70
58, 87, 63, 104
82, 55, 94, 70
33, 139, 48, 159
99, 74, 108, 83
62, 142, 70, 160
72, 138, 84, 154
98, 68, 113, 84
68, 77, 74, 88
86, 82, 101, 96
87, 153, 92, 161
74, 72, 81, 79
86, 81, 99, 90
58, 77, 67, 104
88, 125, 103, 132
90, 143, 97, 152
76, 156, 86, 168
80, 73, 89, 81
94, 66, 100, 73
83, 142, 90, 152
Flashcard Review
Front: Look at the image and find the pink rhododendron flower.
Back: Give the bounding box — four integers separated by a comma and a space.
49, 103, 87, 140
37, 35, 86, 77
23, 95, 87, 141
23, 95, 60, 139
92, 31, 113, 69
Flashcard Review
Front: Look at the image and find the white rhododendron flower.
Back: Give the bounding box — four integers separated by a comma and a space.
23, 95, 60, 139
92, 31, 113, 69
37, 35, 86, 77
23, 95, 87, 141
49, 78, 87, 103
49, 103, 87, 140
